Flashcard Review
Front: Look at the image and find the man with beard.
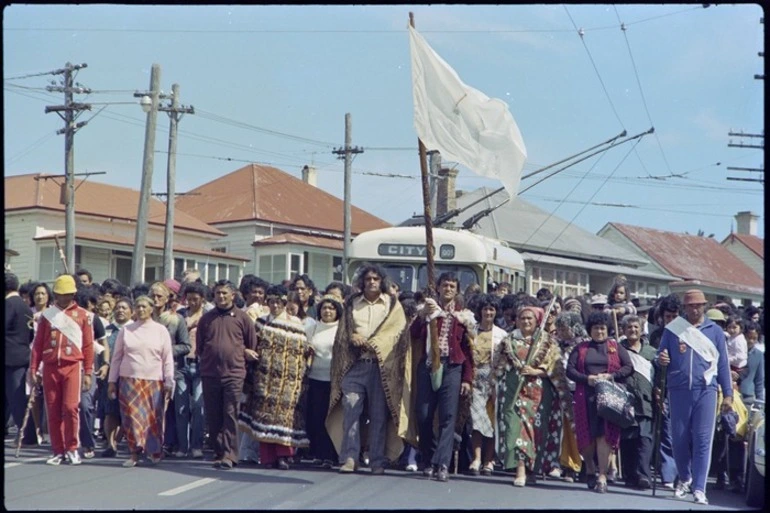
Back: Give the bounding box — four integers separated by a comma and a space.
326, 263, 409, 475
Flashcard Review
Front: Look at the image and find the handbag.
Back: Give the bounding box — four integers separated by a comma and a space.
595, 378, 635, 429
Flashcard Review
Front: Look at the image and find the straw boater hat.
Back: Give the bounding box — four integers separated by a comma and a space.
682, 289, 707, 305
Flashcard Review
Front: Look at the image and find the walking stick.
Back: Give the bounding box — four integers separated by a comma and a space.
54, 234, 70, 274
651, 360, 668, 496
15, 389, 37, 458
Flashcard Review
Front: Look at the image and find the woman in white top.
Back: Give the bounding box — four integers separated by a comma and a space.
469, 294, 507, 476
305, 294, 343, 468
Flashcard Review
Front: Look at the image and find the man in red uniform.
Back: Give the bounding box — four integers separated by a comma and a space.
29, 275, 94, 465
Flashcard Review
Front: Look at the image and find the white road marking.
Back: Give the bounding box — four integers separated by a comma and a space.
5, 456, 50, 468
158, 477, 218, 496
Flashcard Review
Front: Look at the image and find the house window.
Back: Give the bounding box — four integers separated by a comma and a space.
217, 263, 227, 281
228, 264, 240, 284
258, 254, 287, 284
303, 251, 309, 274
38, 246, 62, 282
207, 263, 216, 285
290, 254, 302, 278
211, 246, 226, 253
530, 265, 588, 298
332, 256, 343, 282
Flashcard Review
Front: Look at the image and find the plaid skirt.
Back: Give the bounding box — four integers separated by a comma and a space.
470, 364, 494, 438
118, 377, 164, 456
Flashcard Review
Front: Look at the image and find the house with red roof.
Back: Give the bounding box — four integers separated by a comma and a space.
4, 173, 248, 285
598, 221, 764, 305
176, 164, 390, 287
721, 211, 764, 279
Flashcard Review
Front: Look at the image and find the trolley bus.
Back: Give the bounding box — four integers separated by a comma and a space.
347, 226, 526, 294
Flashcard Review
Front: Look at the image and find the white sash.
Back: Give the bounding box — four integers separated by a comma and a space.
666, 316, 718, 383
42, 306, 83, 350
627, 350, 653, 386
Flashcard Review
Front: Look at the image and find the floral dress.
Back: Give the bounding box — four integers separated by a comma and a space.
494, 330, 571, 473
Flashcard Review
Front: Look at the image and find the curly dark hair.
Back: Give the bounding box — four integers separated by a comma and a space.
289, 274, 317, 306
28, 282, 53, 309
239, 274, 270, 299
473, 293, 501, 323
354, 263, 390, 295
585, 311, 611, 335
316, 296, 343, 322
658, 294, 681, 316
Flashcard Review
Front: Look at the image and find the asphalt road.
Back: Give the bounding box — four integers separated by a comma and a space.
3, 436, 757, 511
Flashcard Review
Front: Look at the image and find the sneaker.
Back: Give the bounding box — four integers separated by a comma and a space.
66, 450, 82, 465
674, 478, 692, 499
405, 463, 418, 472
693, 490, 708, 505
339, 457, 357, 473
173, 451, 186, 458
191, 449, 204, 459
548, 467, 562, 479
662, 481, 675, 490
46, 454, 66, 466
82, 448, 95, 459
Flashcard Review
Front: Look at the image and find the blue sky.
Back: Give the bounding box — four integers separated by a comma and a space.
4, 4, 765, 239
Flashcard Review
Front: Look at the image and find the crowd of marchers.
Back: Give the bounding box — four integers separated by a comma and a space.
4, 267, 765, 505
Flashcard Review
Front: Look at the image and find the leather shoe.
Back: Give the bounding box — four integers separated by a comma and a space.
339, 457, 357, 473
637, 476, 651, 490
371, 466, 385, 475
437, 465, 449, 482
423, 465, 435, 479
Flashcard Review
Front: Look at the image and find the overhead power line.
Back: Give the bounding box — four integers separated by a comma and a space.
3, 8, 704, 35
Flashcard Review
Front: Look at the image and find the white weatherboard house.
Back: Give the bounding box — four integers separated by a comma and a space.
4, 173, 247, 285
175, 163, 391, 289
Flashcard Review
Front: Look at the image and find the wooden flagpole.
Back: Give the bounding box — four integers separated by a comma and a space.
409, 12, 440, 374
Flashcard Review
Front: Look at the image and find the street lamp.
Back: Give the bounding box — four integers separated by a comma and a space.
139, 95, 152, 113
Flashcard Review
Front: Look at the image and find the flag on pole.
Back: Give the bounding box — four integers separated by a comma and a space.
409, 25, 527, 198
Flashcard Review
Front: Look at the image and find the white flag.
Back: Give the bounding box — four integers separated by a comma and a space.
409, 25, 527, 198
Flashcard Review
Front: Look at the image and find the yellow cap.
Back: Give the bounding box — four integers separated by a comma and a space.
53, 275, 77, 295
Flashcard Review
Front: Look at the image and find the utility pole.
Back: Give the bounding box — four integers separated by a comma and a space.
332, 113, 363, 284
727, 131, 764, 184
131, 64, 161, 286
44, 62, 92, 270
428, 150, 441, 216
158, 83, 195, 280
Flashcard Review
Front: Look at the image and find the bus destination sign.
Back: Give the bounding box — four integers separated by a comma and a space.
377, 243, 455, 260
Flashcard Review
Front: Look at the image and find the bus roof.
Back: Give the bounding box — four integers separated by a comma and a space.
350, 226, 525, 271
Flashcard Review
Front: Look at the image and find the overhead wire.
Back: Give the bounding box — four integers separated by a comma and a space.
563, 5, 625, 131
613, 5, 674, 176
3, 8, 705, 35
530, 137, 643, 265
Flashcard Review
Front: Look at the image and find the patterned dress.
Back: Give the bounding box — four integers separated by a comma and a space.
470, 326, 506, 438
238, 311, 311, 447
494, 330, 571, 474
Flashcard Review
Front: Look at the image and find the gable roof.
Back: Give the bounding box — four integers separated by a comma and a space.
175, 163, 390, 234
4, 173, 224, 237
722, 232, 764, 259
431, 187, 648, 266
608, 222, 763, 295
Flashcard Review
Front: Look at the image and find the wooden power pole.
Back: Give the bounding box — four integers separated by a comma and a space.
131, 64, 161, 286
45, 62, 92, 270
333, 113, 363, 284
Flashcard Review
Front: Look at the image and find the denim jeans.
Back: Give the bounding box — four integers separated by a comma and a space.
415, 358, 462, 468
4, 365, 27, 433
175, 361, 204, 453
78, 370, 98, 449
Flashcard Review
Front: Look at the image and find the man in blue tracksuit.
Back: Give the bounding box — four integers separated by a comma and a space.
657, 289, 733, 506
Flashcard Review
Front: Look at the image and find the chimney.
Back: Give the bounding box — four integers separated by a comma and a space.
301, 165, 317, 187
735, 211, 758, 236
436, 167, 459, 218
